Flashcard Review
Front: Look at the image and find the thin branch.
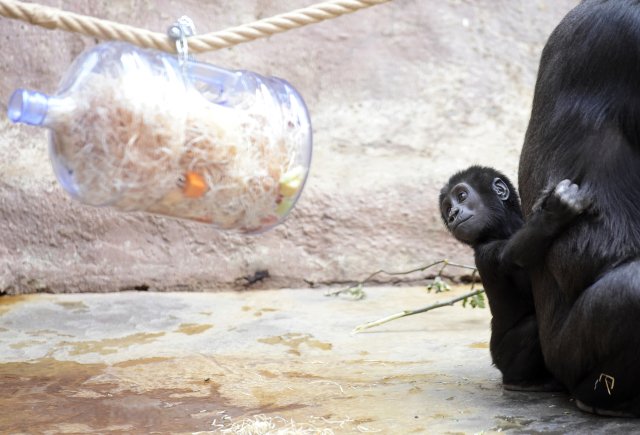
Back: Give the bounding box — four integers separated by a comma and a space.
325, 259, 478, 298
359, 259, 477, 282
352, 288, 485, 333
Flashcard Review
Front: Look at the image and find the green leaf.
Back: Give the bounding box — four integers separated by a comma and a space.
344, 283, 366, 300
426, 276, 451, 294
325, 283, 366, 300
476, 293, 486, 308
460, 292, 486, 309
467, 293, 486, 309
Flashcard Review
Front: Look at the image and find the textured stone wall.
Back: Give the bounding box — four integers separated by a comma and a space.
0, 0, 577, 293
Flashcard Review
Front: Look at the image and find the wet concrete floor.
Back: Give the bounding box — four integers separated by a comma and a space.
0, 287, 637, 434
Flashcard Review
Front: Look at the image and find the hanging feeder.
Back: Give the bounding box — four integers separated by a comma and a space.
8, 41, 312, 233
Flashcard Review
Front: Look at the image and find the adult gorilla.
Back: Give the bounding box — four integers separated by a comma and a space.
519, 0, 640, 416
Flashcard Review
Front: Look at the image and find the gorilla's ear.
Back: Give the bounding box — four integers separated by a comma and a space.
492, 178, 510, 201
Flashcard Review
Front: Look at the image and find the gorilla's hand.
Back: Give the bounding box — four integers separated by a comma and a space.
546, 179, 592, 216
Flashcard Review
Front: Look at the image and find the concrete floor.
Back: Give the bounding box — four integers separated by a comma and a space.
0, 287, 637, 434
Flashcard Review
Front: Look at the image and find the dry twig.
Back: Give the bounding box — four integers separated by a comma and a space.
324, 259, 486, 333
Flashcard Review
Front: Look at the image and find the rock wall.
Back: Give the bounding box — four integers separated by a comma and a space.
0, 0, 577, 293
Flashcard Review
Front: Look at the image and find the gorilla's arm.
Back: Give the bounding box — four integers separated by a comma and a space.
501, 180, 591, 268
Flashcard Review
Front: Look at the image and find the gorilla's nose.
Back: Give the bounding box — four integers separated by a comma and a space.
448, 207, 460, 223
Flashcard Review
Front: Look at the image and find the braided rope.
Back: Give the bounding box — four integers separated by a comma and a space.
0, 0, 393, 53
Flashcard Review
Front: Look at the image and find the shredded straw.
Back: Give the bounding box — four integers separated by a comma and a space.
219, 414, 334, 434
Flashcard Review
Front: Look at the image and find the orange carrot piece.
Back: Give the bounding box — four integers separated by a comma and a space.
183, 171, 207, 198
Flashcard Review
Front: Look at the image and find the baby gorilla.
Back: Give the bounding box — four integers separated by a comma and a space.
439, 165, 590, 391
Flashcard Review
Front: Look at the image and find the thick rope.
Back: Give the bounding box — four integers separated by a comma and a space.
0, 0, 393, 53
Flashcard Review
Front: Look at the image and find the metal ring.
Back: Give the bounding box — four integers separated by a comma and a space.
167, 16, 196, 66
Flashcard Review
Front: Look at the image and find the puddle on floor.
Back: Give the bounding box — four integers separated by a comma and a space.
0, 354, 467, 433
61, 332, 166, 356
241, 305, 279, 318
175, 323, 214, 335
0, 291, 500, 433
0, 295, 32, 315
0, 357, 240, 433
3, 290, 618, 433
258, 333, 333, 355
56, 300, 90, 311
492, 415, 535, 431
468, 342, 489, 349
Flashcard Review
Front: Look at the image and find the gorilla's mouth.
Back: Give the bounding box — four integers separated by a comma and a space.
452, 215, 472, 230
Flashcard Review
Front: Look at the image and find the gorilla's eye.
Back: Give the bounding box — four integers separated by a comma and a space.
458, 191, 467, 202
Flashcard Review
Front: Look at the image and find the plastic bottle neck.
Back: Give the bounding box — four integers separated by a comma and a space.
8, 89, 51, 126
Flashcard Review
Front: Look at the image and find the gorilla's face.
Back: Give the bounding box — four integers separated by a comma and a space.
440, 178, 510, 245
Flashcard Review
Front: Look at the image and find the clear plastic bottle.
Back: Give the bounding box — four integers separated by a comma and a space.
8, 42, 312, 233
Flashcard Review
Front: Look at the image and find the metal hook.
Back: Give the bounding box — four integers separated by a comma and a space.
168, 16, 196, 67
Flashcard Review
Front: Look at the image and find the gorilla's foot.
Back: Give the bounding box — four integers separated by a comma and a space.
503, 378, 565, 392
575, 400, 636, 418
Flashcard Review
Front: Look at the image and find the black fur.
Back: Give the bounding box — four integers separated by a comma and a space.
519, 0, 640, 416
439, 166, 587, 391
